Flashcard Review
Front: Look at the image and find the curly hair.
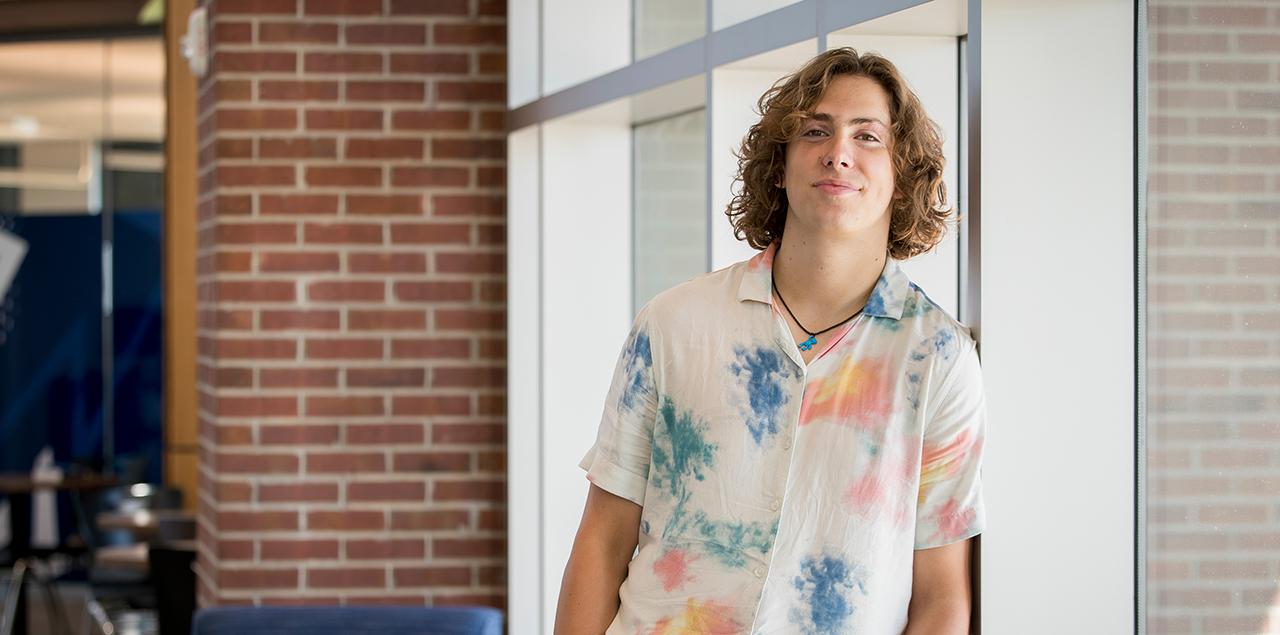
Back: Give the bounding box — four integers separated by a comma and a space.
725, 47, 954, 260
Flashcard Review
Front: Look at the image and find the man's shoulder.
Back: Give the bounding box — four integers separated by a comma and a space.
893, 280, 977, 369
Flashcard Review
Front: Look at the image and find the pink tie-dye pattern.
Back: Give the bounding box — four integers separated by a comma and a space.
652, 548, 697, 592
845, 472, 881, 509
643, 598, 743, 635
799, 355, 896, 428
934, 498, 977, 542
918, 427, 982, 505
746, 242, 777, 272
845, 457, 913, 527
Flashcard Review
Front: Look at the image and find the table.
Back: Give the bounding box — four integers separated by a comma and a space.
95, 509, 192, 539
1, 472, 117, 635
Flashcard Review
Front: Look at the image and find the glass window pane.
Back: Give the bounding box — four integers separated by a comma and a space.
712, 0, 801, 31
0, 36, 165, 482
1145, 2, 1280, 632
633, 0, 705, 61
633, 108, 707, 313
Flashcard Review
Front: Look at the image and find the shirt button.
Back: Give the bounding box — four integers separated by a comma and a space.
781, 436, 792, 450
753, 566, 764, 578
769, 498, 781, 511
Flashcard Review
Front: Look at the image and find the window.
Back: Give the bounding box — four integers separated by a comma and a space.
632, 108, 707, 313
1143, 2, 1280, 631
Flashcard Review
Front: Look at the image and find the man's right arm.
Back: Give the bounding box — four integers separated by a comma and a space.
554, 482, 643, 634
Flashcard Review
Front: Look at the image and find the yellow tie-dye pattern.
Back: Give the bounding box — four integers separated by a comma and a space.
916, 427, 977, 505
800, 355, 896, 427
644, 598, 743, 635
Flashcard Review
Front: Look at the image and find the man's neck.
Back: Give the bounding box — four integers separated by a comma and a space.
772, 227, 888, 327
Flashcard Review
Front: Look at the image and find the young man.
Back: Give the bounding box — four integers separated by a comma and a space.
556, 48, 985, 635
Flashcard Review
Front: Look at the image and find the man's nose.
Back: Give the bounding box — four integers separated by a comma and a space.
822, 136, 855, 169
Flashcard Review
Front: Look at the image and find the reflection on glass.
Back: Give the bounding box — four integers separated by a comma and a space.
633, 0, 705, 61
633, 109, 707, 314
0, 36, 165, 482
1145, 3, 1280, 633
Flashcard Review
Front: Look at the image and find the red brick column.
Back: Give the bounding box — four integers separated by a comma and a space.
193, 0, 506, 609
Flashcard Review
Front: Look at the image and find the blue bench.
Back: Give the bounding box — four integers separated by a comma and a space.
192, 605, 504, 635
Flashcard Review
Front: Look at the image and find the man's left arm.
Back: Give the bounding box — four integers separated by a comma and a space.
903, 538, 973, 634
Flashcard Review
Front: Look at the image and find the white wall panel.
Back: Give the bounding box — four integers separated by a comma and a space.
506, 124, 542, 632
980, 0, 1135, 632
508, 0, 540, 108
542, 0, 630, 95
539, 109, 632, 634
709, 67, 787, 271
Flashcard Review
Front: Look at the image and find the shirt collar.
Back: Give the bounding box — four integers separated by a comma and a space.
736, 241, 911, 320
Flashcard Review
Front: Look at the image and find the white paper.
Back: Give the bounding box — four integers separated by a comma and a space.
0, 228, 27, 300
31, 446, 62, 549
0, 499, 9, 550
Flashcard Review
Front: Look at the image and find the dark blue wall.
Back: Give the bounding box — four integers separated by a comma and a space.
0, 211, 163, 484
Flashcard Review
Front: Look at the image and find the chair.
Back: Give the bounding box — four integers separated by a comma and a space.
147, 542, 195, 635
192, 606, 504, 635
63, 484, 187, 634
0, 560, 27, 635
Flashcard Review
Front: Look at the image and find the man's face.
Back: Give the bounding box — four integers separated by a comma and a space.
780, 74, 895, 240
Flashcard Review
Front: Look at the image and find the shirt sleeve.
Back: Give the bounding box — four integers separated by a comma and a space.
914, 335, 987, 550
577, 304, 659, 507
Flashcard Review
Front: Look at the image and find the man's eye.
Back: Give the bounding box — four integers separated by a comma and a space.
857, 133, 880, 142
801, 129, 826, 137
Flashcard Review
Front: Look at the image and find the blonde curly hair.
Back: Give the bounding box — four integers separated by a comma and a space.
725, 47, 955, 259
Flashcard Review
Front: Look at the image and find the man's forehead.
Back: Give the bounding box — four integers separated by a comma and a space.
806, 112, 890, 130
807, 76, 892, 128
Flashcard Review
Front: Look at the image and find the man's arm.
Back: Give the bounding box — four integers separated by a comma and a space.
903, 538, 973, 635
554, 483, 644, 635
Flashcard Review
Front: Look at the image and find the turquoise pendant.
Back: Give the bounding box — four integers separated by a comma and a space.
798, 335, 817, 351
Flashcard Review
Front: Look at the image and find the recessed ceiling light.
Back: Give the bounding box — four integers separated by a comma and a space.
12, 116, 39, 137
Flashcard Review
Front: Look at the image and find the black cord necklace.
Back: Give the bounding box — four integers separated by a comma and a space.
771, 263, 865, 352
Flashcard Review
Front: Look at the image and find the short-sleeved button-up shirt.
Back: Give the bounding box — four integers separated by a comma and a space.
579, 241, 986, 634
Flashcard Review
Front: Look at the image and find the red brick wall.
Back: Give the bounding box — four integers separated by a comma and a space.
1147, 2, 1280, 633
193, 0, 507, 609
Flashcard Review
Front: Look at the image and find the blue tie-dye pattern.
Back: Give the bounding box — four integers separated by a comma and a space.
933, 328, 955, 356
863, 275, 893, 317
904, 328, 962, 410
696, 517, 780, 567
909, 328, 958, 363
728, 346, 795, 445
790, 553, 867, 634
650, 397, 716, 498
619, 328, 653, 411
873, 282, 935, 332
650, 397, 718, 541
906, 371, 923, 410
648, 397, 780, 564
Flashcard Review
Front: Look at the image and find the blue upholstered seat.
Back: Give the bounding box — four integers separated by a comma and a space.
192, 605, 504, 635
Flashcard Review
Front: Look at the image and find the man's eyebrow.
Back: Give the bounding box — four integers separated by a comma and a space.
808, 113, 889, 129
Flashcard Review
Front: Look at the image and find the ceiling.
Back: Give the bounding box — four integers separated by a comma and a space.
0, 0, 153, 37
0, 36, 165, 142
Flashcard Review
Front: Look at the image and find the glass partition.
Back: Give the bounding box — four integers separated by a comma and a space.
712, 0, 802, 31
1144, 2, 1280, 632
633, 0, 705, 61
0, 36, 165, 483
632, 108, 707, 313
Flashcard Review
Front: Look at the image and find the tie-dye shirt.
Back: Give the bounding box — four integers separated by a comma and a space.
578, 242, 986, 634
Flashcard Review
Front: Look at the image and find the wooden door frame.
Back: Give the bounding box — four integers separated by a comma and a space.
163, 0, 197, 511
